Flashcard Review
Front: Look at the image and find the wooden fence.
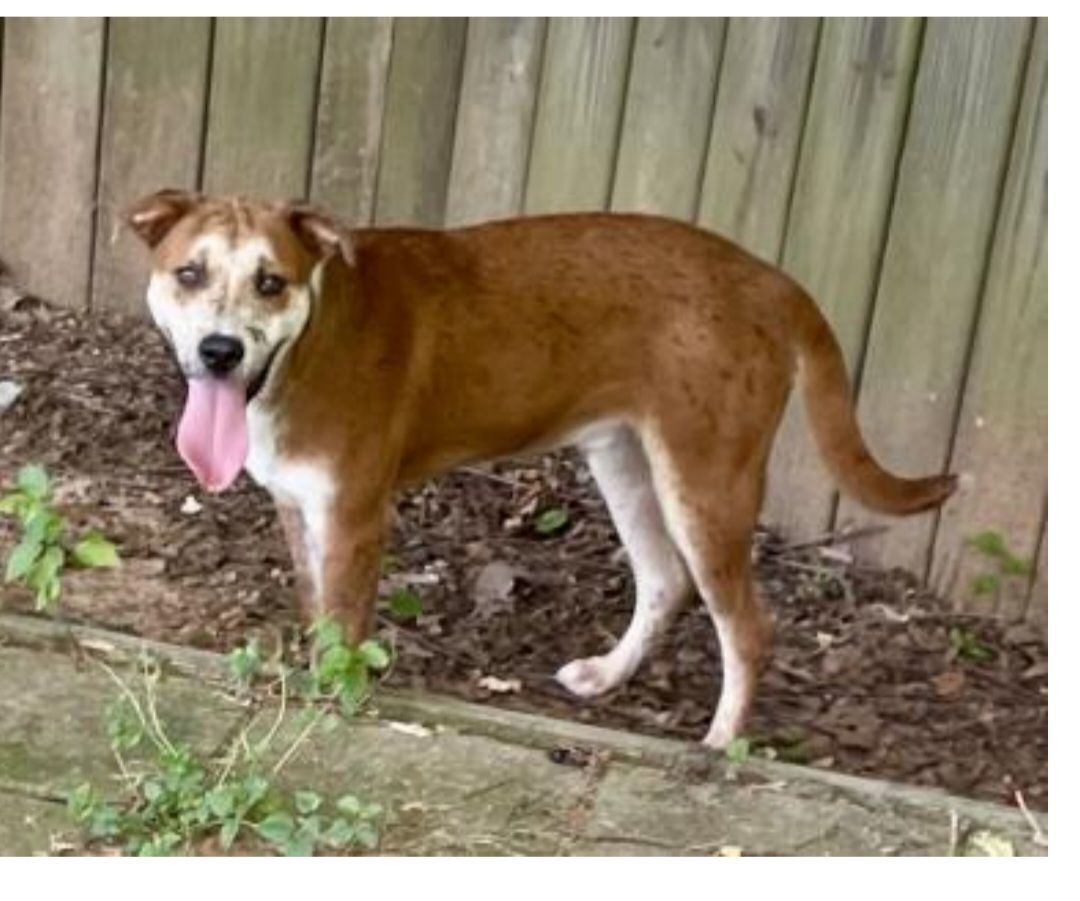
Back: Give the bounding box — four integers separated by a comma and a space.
0, 17, 1047, 623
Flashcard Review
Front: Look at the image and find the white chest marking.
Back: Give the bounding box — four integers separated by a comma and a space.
246, 404, 336, 602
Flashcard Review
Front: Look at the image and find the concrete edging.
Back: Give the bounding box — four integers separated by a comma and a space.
0, 611, 1047, 837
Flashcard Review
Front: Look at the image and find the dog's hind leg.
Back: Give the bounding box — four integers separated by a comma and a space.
556, 425, 693, 697
641, 426, 775, 750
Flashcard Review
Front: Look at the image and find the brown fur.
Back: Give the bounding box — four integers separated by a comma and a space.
128, 191, 956, 746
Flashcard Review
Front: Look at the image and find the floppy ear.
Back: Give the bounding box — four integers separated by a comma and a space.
287, 206, 357, 267
126, 189, 201, 249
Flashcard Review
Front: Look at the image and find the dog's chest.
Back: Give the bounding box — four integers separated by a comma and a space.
245, 405, 335, 511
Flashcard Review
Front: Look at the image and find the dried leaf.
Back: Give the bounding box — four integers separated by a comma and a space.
931, 669, 967, 699
477, 674, 522, 694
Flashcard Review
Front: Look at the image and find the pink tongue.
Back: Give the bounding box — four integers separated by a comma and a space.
177, 378, 249, 493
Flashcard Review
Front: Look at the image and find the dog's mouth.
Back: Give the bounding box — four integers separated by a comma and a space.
245, 339, 285, 404
174, 340, 284, 495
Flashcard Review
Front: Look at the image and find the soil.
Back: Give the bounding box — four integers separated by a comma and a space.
0, 298, 1048, 811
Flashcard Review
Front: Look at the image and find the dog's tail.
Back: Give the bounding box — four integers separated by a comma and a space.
788, 285, 957, 515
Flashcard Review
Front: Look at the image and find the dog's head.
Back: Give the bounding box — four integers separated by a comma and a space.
127, 189, 354, 492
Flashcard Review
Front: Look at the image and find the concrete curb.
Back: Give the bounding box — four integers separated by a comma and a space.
0, 611, 1046, 842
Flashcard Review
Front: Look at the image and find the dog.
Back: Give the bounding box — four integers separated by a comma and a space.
127, 189, 956, 749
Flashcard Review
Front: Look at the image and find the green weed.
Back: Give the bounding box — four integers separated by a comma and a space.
0, 464, 118, 610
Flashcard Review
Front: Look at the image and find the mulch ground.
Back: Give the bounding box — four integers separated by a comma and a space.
0, 295, 1048, 811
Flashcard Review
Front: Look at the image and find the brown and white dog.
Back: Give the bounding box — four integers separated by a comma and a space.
127, 189, 956, 749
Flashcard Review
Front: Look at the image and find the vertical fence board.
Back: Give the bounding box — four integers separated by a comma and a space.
763, 18, 923, 537
374, 18, 467, 226
930, 19, 1046, 618
445, 18, 546, 226
1028, 509, 1047, 629
524, 17, 634, 214
836, 18, 1031, 574
309, 18, 392, 225
0, 18, 104, 307
202, 18, 322, 197
610, 18, 726, 217
697, 17, 818, 260
92, 18, 211, 317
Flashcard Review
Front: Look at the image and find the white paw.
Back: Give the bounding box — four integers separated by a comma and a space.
555, 656, 623, 698
701, 725, 736, 751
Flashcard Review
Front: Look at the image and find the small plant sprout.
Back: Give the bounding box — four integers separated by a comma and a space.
724, 735, 753, 765
0, 463, 119, 610
302, 616, 392, 716
386, 587, 423, 621
966, 530, 1033, 600
534, 506, 569, 536
949, 627, 996, 664
227, 638, 263, 690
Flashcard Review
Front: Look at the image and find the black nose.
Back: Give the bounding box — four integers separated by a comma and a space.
198, 334, 245, 375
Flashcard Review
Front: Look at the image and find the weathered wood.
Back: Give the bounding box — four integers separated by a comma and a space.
374, 18, 467, 226
524, 17, 634, 214
91, 18, 212, 316
930, 19, 1046, 619
0, 18, 105, 307
836, 18, 1032, 575
445, 18, 547, 226
763, 18, 923, 537
610, 18, 726, 217
201, 18, 323, 198
309, 18, 392, 225
697, 17, 819, 260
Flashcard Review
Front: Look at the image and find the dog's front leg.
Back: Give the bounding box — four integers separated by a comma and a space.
275, 500, 319, 623
315, 498, 389, 645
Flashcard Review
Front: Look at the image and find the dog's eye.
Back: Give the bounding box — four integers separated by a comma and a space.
175, 264, 204, 289
255, 273, 287, 298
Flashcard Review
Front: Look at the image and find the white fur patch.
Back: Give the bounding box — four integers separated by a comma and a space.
246, 402, 336, 603
556, 424, 691, 698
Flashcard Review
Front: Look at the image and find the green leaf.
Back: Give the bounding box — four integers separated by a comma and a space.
227, 640, 261, 685
0, 491, 28, 518
967, 530, 1008, 559
219, 817, 242, 850
335, 794, 364, 817
1001, 554, 1033, 577
105, 695, 145, 752
27, 545, 64, 611
308, 616, 345, 651
316, 644, 354, 679
358, 640, 390, 671
141, 779, 164, 805
255, 812, 296, 849
535, 507, 569, 535
294, 790, 322, 815
284, 835, 317, 857
16, 464, 50, 501
387, 588, 423, 620
725, 736, 752, 764
67, 783, 99, 822
241, 775, 270, 806
5, 536, 42, 583
351, 821, 379, 850
206, 785, 238, 819
323, 817, 355, 849
72, 531, 120, 569
24, 508, 62, 545
971, 573, 1000, 596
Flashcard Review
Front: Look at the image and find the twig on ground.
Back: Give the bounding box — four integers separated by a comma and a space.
1014, 790, 1048, 847
271, 707, 327, 776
